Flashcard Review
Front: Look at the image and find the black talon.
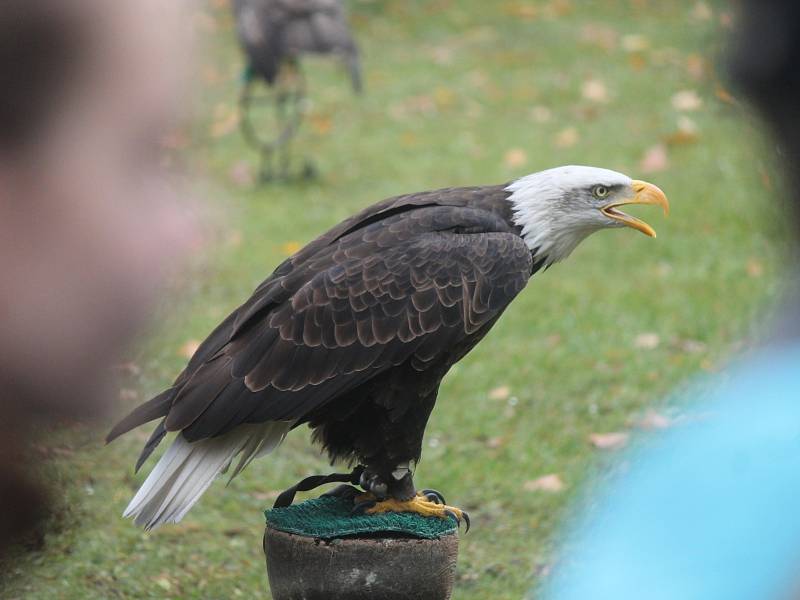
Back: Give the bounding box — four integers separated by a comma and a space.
442, 509, 471, 533
462, 510, 471, 534
420, 489, 446, 504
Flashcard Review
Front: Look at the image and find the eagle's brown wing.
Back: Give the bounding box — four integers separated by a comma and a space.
107, 192, 531, 468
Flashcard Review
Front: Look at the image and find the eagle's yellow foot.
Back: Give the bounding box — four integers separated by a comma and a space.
354, 492, 470, 532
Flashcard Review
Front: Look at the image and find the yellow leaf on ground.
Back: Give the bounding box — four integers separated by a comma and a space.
488, 385, 511, 401
582, 78, 609, 103
671, 89, 703, 111
434, 86, 456, 109
502, 2, 538, 20
746, 258, 764, 278
622, 34, 649, 53
179, 340, 201, 359
690, 1, 712, 21
579, 24, 618, 51
634, 332, 661, 349
714, 85, 737, 106
554, 127, 579, 148
486, 436, 506, 449
309, 113, 333, 136
686, 54, 706, 81
281, 241, 302, 256
504, 148, 528, 168
530, 105, 552, 123
210, 104, 239, 138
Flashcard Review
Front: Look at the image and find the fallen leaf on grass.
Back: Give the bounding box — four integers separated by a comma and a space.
309, 113, 333, 136
589, 432, 629, 450
746, 258, 764, 278
486, 436, 506, 449
541, 0, 573, 18
179, 340, 201, 359
524, 474, 565, 493
488, 385, 511, 401
690, 1, 712, 21
504, 148, 528, 169
664, 116, 699, 146
227, 230, 244, 248
582, 78, 609, 103
634, 332, 661, 349
530, 105, 552, 123
714, 85, 737, 106
686, 54, 706, 81
154, 576, 173, 592
554, 127, 579, 148
210, 104, 239, 138
502, 2, 538, 20
639, 144, 669, 173
671, 89, 703, 111
679, 338, 707, 354
622, 34, 649, 53
635, 410, 671, 430
759, 166, 773, 191
281, 241, 302, 256
579, 24, 618, 51
434, 86, 457, 110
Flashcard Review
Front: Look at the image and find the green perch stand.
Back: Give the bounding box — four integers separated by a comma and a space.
264, 495, 460, 600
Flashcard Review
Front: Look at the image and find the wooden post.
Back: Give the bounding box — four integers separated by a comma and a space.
264, 525, 459, 600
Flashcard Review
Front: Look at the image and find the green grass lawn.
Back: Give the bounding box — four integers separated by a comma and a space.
1, 1, 791, 598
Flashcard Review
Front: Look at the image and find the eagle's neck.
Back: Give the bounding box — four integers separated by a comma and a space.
505, 175, 596, 268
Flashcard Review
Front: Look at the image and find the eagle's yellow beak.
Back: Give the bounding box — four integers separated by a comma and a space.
600, 180, 670, 238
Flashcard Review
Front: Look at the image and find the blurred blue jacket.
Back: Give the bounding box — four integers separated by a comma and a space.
542, 345, 800, 600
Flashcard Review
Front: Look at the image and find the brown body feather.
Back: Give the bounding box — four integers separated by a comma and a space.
109, 185, 536, 487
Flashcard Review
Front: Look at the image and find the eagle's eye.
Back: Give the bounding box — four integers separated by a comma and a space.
592, 185, 610, 199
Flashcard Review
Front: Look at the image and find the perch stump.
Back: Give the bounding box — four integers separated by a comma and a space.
263, 495, 460, 600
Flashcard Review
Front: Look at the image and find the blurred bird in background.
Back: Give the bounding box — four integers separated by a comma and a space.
233, 0, 362, 182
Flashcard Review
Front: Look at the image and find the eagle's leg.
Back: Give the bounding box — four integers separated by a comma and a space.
259, 146, 275, 183
353, 467, 470, 531
274, 89, 292, 181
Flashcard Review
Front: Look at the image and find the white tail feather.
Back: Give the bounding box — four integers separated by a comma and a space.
123, 422, 291, 530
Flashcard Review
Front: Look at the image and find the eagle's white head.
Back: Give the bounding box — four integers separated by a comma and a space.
507, 165, 669, 267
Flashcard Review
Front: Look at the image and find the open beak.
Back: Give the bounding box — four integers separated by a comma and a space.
600, 180, 670, 238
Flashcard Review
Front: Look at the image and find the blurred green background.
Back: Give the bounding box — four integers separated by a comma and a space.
1, 0, 791, 598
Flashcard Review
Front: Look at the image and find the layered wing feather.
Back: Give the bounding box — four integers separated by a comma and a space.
108, 187, 530, 456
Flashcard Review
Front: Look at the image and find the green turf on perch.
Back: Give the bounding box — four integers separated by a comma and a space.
265, 494, 458, 539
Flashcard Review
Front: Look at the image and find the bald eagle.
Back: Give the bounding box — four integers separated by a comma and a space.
107, 166, 668, 530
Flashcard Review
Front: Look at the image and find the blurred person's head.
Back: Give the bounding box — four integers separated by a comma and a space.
0, 0, 195, 549
0, 1, 194, 417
